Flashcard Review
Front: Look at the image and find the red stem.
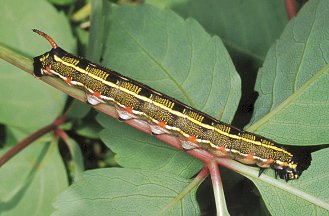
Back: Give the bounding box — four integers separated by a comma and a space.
55, 127, 69, 141
0, 116, 66, 167
285, 0, 298, 19
195, 165, 210, 181
208, 160, 229, 216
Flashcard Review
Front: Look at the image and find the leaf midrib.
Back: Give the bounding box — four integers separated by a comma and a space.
247, 63, 329, 133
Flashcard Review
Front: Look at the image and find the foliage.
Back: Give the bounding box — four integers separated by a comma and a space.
0, 0, 328, 215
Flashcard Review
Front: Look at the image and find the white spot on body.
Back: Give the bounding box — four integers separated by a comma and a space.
115, 107, 136, 120
149, 124, 169, 135
86, 94, 104, 105
180, 140, 199, 150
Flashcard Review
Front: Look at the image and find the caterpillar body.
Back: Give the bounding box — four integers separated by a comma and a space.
32, 29, 311, 181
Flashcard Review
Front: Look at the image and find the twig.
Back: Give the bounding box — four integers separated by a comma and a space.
285, 0, 298, 19
208, 160, 229, 216
0, 116, 66, 167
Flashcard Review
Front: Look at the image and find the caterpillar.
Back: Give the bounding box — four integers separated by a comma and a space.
32, 29, 311, 181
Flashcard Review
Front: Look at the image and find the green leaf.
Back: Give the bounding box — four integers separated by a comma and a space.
250, 148, 329, 214
53, 168, 200, 216
240, 0, 329, 213
0, 141, 68, 216
94, 0, 239, 204
63, 136, 85, 182
248, 0, 329, 146
146, 0, 288, 63
65, 100, 91, 120
0, 0, 75, 215
74, 120, 103, 139
65, 100, 102, 139
0, 0, 75, 132
48, 0, 76, 6
101, 3, 241, 122
3, 126, 33, 147
83, 3, 239, 214
87, 0, 108, 61
97, 114, 202, 178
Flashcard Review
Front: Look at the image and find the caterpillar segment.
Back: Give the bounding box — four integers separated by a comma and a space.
32, 29, 311, 181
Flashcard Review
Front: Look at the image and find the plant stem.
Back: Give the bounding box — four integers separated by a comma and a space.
285, 0, 297, 19
0, 116, 66, 167
208, 160, 229, 216
71, 2, 91, 22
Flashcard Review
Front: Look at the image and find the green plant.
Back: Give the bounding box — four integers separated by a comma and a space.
0, 0, 328, 215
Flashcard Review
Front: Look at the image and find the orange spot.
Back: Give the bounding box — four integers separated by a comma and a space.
157, 121, 167, 128
218, 145, 226, 152
93, 91, 101, 98
187, 135, 197, 143
264, 158, 275, 165
246, 153, 255, 160
123, 106, 133, 113
65, 77, 73, 85
46, 66, 51, 74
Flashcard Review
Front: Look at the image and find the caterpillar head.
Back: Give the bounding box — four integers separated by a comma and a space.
279, 151, 312, 181
33, 52, 55, 77
281, 165, 299, 181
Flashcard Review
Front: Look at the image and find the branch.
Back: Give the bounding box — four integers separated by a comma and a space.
0, 116, 66, 167
285, 0, 298, 19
